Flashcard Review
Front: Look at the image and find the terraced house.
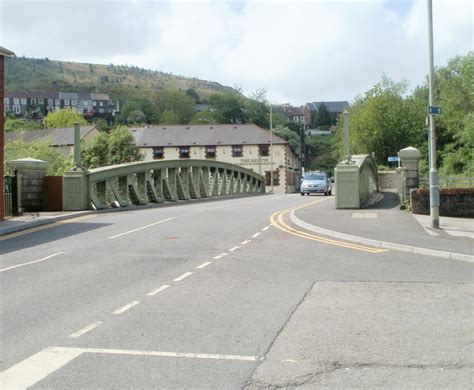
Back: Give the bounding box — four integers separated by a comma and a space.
130, 124, 301, 194
3, 91, 118, 118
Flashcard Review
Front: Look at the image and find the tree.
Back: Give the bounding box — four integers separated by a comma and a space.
127, 109, 147, 125
160, 110, 180, 124
82, 126, 143, 169
208, 92, 246, 124
186, 88, 200, 103
315, 103, 332, 128
119, 98, 160, 124
154, 89, 196, 124
5, 139, 73, 175
43, 108, 88, 128
190, 110, 217, 125
246, 99, 269, 128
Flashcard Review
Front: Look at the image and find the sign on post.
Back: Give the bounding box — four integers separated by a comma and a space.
387, 156, 399, 162
428, 106, 442, 115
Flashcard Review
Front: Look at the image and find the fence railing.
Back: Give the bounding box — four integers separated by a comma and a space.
419, 177, 474, 189
3, 176, 18, 217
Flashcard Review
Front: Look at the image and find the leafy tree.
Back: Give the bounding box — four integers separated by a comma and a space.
315, 103, 332, 128
155, 89, 196, 124
93, 118, 112, 132
190, 110, 217, 125
160, 110, 180, 124
208, 92, 246, 124
246, 99, 269, 128
127, 109, 147, 125
82, 126, 143, 169
273, 126, 301, 156
119, 98, 160, 124
43, 108, 88, 128
5, 118, 41, 132
186, 88, 200, 103
5, 139, 73, 175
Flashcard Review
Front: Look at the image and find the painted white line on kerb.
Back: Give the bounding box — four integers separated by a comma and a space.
0, 345, 262, 389
196, 261, 212, 269
252, 232, 261, 238
68, 321, 103, 339
108, 217, 174, 240
0, 252, 64, 273
146, 285, 170, 297
229, 246, 239, 252
262, 226, 270, 231
173, 272, 193, 282
112, 301, 140, 315
0, 346, 83, 390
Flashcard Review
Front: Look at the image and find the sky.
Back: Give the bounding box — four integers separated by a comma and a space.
0, 0, 472, 105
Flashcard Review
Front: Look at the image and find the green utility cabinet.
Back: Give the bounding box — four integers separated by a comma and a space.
335, 162, 359, 209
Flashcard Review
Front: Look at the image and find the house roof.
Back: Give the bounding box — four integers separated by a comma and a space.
5, 91, 59, 99
0, 46, 15, 56
91, 93, 109, 101
6, 126, 98, 146
306, 101, 349, 113
59, 92, 78, 99
130, 124, 289, 147
273, 105, 304, 118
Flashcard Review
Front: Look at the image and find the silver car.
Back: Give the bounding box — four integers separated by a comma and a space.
300, 172, 332, 196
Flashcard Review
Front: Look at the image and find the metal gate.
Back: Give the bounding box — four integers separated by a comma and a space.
3, 175, 19, 217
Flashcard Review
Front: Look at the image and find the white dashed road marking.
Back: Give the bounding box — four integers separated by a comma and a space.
252, 232, 261, 238
240, 240, 251, 245
112, 301, 140, 315
108, 217, 174, 240
0, 252, 64, 273
68, 321, 103, 339
146, 285, 170, 296
262, 226, 270, 231
196, 262, 212, 269
173, 272, 193, 282
229, 246, 239, 252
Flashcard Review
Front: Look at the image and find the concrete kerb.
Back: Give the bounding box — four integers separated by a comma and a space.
290, 211, 474, 263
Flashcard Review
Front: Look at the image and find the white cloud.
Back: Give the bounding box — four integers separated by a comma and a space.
0, 0, 472, 105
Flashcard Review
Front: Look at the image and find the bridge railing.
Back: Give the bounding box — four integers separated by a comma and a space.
64, 159, 265, 210
335, 154, 378, 209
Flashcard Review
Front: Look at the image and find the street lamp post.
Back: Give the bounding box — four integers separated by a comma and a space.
343, 110, 351, 163
427, 0, 440, 229
269, 104, 274, 193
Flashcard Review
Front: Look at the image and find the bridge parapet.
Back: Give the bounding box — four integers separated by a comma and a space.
63, 159, 265, 210
335, 154, 378, 209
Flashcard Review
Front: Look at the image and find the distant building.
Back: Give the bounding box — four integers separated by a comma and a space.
130, 124, 301, 194
304, 101, 349, 127
5, 125, 100, 155
274, 105, 305, 125
4, 91, 118, 118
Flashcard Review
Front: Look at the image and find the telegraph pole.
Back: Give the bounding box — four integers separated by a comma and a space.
427, 0, 440, 228
269, 104, 274, 193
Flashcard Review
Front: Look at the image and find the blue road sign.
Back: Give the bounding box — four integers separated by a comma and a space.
428, 106, 442, 115
388, 156, 399, 162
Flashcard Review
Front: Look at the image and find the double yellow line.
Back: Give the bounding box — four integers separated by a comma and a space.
0, 214, 96, 241
270, 199, 388, 254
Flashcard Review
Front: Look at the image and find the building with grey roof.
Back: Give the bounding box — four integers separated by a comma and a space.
130, 124, 300, 194
304, 101, 349, 128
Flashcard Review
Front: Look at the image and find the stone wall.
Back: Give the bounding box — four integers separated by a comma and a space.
378, 171, 397, 190
410, 188, 474, 217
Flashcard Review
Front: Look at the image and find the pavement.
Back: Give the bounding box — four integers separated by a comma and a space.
2, 190, 472, 261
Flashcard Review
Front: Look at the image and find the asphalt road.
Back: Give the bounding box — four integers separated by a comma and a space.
1, 194, 472, 389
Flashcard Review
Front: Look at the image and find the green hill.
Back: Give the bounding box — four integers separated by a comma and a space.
5, 56, 236, 103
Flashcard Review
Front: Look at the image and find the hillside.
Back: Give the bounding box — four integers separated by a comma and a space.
5, 56, 236, 103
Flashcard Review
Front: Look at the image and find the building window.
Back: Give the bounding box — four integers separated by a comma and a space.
231, 145, 243, 157
93, 101, 97, 107
38, 98, 44, 104
13, 105, 21, 114
265, 170, 280, 186
3, 98, 8, 104
71, 99, 77, 106
4, 105, 9, 112
179, 146, 190, 158
99, 101, 104, 107
99, 108, 105, 114
20, 98, 27, 105
54, 99, 60, 105
153, 147, 164, 160
205, 146, 216, 159
13, 98, 19, 105
31, 98, 37, 105
84, 101, 89, 106
48, 99, 53, 105
64, 99, 70, 106
258, 145, 269, 157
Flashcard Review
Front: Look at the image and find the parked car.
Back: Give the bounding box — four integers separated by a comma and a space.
300, 171, 332, 196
